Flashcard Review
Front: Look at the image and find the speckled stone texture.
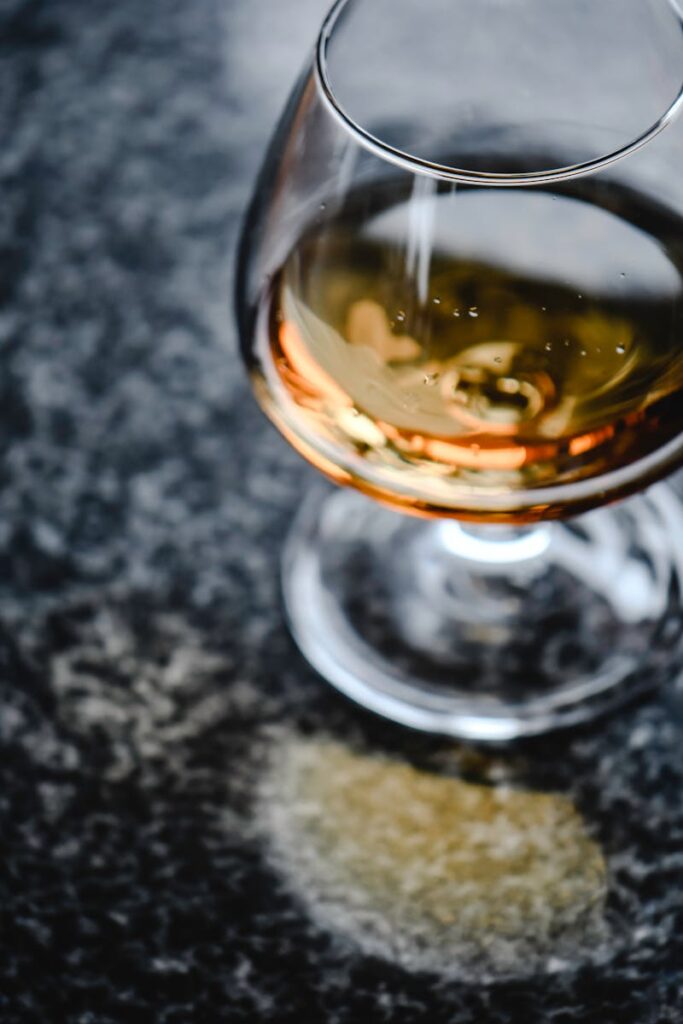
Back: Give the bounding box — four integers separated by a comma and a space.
0, 1, 682, 1021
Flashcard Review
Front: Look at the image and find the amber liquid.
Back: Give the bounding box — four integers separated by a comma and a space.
252, 179, 683, 520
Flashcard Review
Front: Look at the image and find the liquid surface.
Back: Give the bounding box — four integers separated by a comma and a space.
253, 180, 683, 519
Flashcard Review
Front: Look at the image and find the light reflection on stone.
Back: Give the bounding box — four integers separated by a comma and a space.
260, 737, 608, 979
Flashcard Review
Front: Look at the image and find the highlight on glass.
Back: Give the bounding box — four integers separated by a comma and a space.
236, 0, 683, 739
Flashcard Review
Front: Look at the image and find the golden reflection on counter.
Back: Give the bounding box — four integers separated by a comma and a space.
261, 738, 608, 978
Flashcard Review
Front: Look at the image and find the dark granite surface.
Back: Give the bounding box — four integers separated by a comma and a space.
0, 1, 682, 1020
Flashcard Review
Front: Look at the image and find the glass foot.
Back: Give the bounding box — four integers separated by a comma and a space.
282, 485, 683, 740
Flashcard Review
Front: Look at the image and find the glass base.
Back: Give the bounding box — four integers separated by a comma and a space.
282, 484, 683, 740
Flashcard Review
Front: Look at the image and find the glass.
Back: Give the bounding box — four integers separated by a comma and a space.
236, 0, 683, 739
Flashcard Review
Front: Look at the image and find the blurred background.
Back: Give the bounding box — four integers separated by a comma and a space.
0, 1, 681, 1021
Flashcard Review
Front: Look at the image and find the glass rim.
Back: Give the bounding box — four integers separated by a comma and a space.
316, 0, 683, 187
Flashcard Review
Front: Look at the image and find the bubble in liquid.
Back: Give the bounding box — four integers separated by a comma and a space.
453, 309, 461, 318
468, 307, 479, 318
494, 357, 502, 364
396, 311, 406, 322
541, 306, 547, 312
616, 344, 626, 355
620, 272, 626, 278
580, 349, 587, 357
544, 342, 553, 352
564, 339, 570, 347
423, 373, 440, 386
433, 297, 441, 305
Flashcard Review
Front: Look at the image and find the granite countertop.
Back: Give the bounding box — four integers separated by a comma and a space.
0, 1, 682, 1020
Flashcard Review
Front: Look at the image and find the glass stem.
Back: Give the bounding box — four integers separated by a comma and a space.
436, 520, 553, 566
